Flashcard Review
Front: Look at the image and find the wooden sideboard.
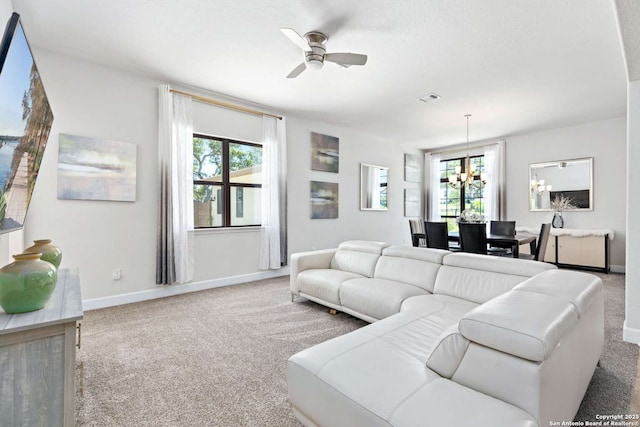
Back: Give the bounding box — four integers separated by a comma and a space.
0, 269, 82, 427
542, 230, 611, 273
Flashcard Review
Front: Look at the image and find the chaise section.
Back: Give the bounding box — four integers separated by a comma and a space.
388, 379, 537, 427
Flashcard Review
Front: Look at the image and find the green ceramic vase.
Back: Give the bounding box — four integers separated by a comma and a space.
0, 253, 58, 314
24, 239, 62, 268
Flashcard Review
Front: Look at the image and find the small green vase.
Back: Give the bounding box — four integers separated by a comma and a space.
0, 253, 58, 314
24, 239, 62, 268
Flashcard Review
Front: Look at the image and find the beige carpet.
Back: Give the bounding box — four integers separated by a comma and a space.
75, 277, 366, 426
76, 273, 635, 426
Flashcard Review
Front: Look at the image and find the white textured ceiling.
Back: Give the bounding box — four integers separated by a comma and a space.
11, 0, 627, 149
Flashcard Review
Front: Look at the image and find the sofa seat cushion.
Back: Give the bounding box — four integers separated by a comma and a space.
298, 269, 364, 305
401, 294, 478, 319
339, 278, 428, 320
389, 378, 537, 427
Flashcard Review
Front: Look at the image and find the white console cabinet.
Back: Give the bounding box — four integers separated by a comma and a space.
0, 269, 82, 426
542, 229, 611, 273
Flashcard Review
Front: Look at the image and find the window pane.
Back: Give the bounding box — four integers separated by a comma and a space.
193, 137, 222, 182
230, 143, 262, 184
231, 186, 261, 226
194, 184, 223, 227
440, 159, 461, 180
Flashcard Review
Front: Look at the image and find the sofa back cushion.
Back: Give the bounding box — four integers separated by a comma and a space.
331, 250, 381, 278
329, 241, 390, 278
433, 253, 557, 304
374, 246, 449, 292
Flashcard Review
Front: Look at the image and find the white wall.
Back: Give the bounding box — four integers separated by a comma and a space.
22, 45, 416, 302
287, 116, 414, 255
505, 116, 627, 268
625, 79, 640, 342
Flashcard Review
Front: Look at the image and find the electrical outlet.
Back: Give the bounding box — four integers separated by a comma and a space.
112, 268, 122, 281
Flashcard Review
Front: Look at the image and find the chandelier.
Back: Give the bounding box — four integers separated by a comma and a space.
448, 114, 487, 189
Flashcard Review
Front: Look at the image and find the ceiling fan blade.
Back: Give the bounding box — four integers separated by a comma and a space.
286, 62, 307, 78
325, 52, 368, 67
280, 28, 311, 52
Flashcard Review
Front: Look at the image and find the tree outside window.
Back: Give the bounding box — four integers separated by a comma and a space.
439, 155, 486, 231
193, 135, 262, 228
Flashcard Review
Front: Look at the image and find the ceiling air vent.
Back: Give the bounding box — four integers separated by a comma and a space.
418, 93, 441, 103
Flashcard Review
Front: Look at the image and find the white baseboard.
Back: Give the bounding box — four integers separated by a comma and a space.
611, 265, 625, 274
82, 268, 290, 311
623, 321, 640, 344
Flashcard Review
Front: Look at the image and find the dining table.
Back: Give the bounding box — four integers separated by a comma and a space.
448, 231, 536, 258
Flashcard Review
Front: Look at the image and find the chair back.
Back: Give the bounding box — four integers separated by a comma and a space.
424, 222, 449, 250
490, 220, 516, 236
458, 222, 488, 254
408, 219, 426, 247
535, 223, 552, 261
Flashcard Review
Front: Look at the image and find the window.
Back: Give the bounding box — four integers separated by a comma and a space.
439, 155, 486, 231
193, 134, 262, 228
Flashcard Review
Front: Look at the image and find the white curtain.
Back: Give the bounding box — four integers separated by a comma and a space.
259, 116, 287, 269
428, 153, 441, 221
483, 140, 506, 221
156, 84, 194, 284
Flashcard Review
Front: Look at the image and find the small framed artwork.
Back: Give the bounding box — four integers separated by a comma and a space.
310, 181, 338, 219
311, 132, 339, 173
404, 189, 420, 217
404, 153, 420, 183
58, 133, 137, 202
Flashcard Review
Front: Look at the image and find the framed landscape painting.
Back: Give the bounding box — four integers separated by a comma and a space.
311, 132, 339, 173
57, 134, 137, 202
310, 181, 338, 219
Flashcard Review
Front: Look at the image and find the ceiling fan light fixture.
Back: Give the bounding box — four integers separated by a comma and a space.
306, 58, 324, 70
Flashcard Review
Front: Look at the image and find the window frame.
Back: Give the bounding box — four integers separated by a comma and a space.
193, 133, 262, 229
439, 155, 486, 228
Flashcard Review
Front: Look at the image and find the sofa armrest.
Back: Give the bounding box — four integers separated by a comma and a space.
290, 248, 338, 295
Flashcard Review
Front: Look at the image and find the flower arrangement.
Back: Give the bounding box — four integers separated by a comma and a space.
550, 195, 577, 213
456, 210, 485, 223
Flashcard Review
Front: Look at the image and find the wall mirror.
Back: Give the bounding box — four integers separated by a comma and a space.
529, 157, 593, 211
360, 163, 388, 211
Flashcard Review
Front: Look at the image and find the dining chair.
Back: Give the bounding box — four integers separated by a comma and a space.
408, 219, 426, 248
488, 220, 516, 256
458, 222, 488, 254
424, 222, 450, 250
520, 223, 552, 261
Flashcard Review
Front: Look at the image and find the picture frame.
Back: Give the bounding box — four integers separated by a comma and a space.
310, 181, 338, 219
311, 132, 339, 173
404, 188, 420, 217
404, 153, 420, 183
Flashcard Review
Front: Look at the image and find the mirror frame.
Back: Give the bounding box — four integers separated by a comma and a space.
360, 163, 389, 211
528, 157, 593, 212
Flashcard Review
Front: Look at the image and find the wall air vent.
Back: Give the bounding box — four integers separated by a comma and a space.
418, 93, 441, 103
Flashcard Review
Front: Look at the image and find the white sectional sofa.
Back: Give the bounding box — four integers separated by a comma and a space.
287, 241, 604, 427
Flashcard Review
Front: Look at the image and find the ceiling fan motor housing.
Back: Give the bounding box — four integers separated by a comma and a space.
304, 31, 327, 69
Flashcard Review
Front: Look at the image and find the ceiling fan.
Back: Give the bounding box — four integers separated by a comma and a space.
280, 28, 367, 78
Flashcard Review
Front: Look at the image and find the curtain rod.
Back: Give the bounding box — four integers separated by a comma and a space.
428, 141, 499, 156
169, 89, 283, 120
